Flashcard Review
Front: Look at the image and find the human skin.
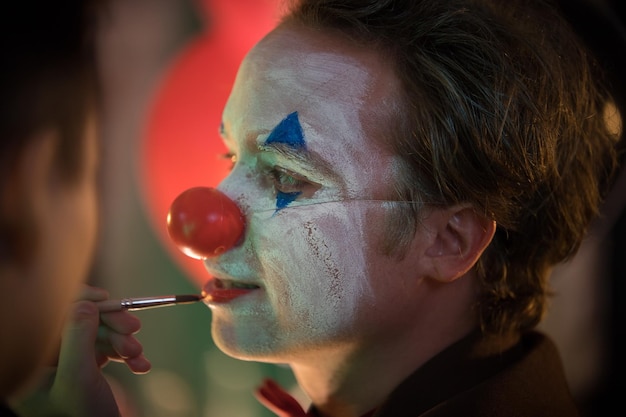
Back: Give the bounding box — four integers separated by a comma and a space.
203, 22, 493, 416
0, 114, 151, 409
0, 116, 99, 397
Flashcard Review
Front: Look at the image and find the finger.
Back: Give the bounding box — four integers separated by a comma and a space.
94, 333, 151, 374
78, 284, 109, 302
99, 310, 141, 335
123, 354, 152, 374
96, 326, 143, 359
105, 354, 151, 374
55, 301, 100, 381
45, 287, 109, 367
51, 300, 121, 417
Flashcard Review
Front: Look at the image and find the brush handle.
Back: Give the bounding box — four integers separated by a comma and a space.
96, 295, 201, 313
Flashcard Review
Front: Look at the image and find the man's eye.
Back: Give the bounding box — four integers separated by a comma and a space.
221, 152, 237, 171
269, 167, 308, 194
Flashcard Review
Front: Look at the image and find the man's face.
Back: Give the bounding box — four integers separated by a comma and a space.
203, 23, 431, 362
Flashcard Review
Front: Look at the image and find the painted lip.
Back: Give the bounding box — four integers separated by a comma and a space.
202, 276, 261, 303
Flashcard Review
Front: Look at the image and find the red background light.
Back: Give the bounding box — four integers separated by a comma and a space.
140, 0, 281, 285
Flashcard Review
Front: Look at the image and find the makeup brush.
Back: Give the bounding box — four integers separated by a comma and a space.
96, 294, 203, 313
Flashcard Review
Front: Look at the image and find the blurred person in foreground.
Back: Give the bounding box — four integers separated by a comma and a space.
189, 0, 620, 416
0, 1, 150, 416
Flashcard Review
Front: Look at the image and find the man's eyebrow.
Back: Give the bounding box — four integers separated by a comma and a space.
258, 111, 315, 164
258, 140, 313, 165
258, 140, 340, 183
258, 123, 337, 179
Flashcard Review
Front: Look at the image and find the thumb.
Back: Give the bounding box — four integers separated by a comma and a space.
51, 301, 119, 417
56, 300, 100, 379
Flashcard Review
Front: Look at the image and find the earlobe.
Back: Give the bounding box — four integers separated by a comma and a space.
423, 206, 496, 282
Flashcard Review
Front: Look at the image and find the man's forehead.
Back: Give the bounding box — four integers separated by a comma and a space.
246, 25, 377, 92
224, 23, 403, 180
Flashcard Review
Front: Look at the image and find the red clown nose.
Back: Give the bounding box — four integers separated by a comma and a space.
166, 187, 245, 259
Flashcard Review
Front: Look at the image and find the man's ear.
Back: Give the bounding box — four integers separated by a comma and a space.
422, 206, 496, 283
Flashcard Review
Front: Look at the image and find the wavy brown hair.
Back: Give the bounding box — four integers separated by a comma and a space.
284, 0, 619, 336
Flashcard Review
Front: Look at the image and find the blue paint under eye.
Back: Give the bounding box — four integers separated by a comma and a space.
265, 112, 306, 149
275, 191, 302, 213
265, 112, 306, 212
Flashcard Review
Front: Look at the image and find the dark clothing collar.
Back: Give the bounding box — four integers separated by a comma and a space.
371, 330, 579, 416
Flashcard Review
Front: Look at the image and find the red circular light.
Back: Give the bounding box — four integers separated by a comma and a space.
140, 0, 281, 284
167, 187, 245, 259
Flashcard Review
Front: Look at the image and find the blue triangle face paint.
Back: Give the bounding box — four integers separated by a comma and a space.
263, 112, 307, 213
265, 111, 306, 150
276, 191, 302, 211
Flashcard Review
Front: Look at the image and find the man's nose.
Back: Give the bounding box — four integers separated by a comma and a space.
166, 186, 246, 259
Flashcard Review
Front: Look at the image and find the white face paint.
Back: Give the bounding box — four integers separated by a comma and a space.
203, 23, 424, 363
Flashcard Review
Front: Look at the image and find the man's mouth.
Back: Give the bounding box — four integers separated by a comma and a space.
202, 277, 260, 303
214, 279, 260, 290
